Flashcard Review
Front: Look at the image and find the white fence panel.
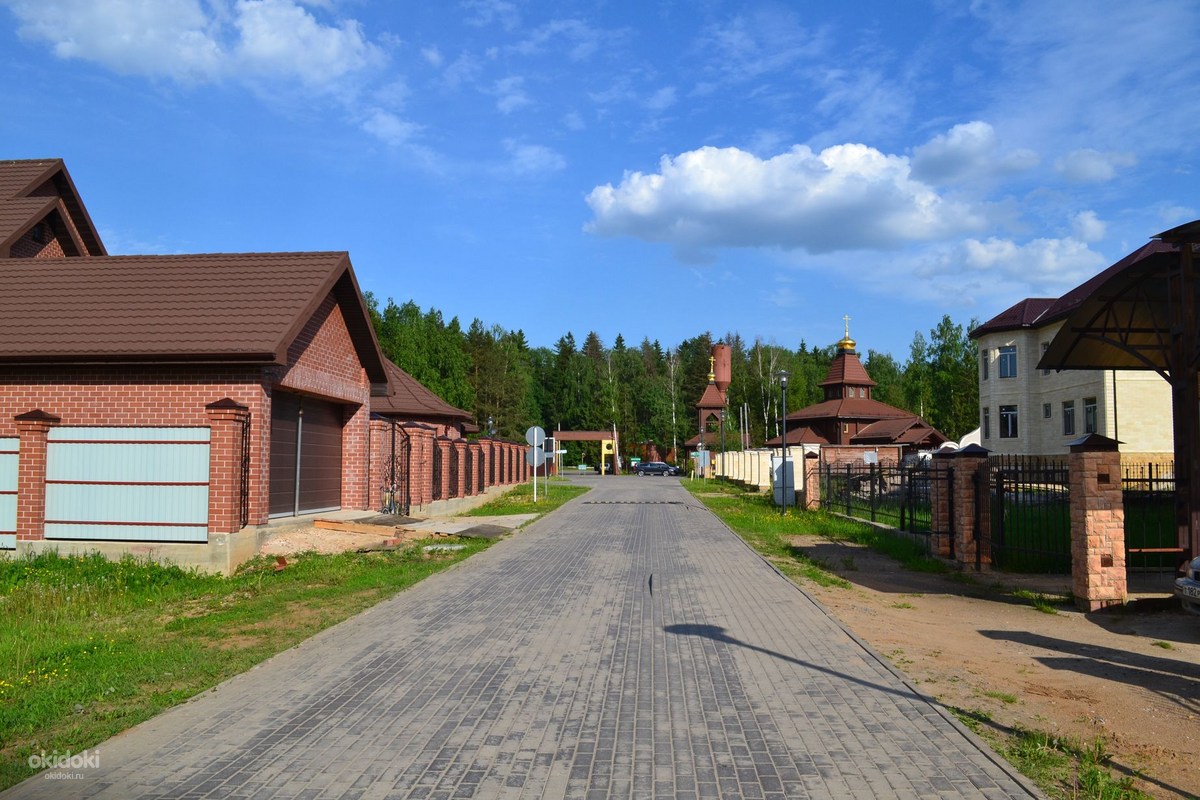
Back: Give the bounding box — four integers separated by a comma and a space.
45, 428, 210, 543
0, 437, 16, 549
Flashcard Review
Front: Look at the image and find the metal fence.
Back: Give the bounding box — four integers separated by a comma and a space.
819, 461, 936, 536
989, 455, 1071, 573
1123, 461, 1179, 573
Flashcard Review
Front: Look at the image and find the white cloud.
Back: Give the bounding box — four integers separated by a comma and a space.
563, 111, 585, 131
4, 0, 382, 90
421, 46, 444, 68
1054, 148, 1137, 183
493, 76, 531, 113
912, 235, 1108, 302
584, 143, 987, 260
910, 121, 1038, 185
460, 0, 520, 31
4, 0, 223, 81
361, 109, 421, 147
644, 86, 677, 112
501, 141, 566, 177
1070, 210, 1105, 243
510, 19, 605, 62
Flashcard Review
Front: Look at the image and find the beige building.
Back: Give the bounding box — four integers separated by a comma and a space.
971, 298, 1173, 457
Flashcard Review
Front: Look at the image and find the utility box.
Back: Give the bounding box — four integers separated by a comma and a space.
771, 455, 796, 508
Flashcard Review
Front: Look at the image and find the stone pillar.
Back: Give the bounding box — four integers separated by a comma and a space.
205, 399, 251, 535
434, 437, 453, 500
14, 409, 60, 543
468, 440, 484, 495
949, 444, 991, 571
1069, 434, 1127, 611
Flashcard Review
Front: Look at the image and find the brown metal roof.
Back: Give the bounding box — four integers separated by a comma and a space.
0, 159, 105, 256
1038, 240, 1188, 373
696, 382, 726, 409
819, 351, 875, 387
969, 297, 1057, 339
852, 417, 947, 447
765, 425, 829, 447
0, 251, 387, 385
790, 396, 913, 422
372, 359, 471, 421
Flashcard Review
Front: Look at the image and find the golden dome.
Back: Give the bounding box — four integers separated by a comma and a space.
837, 315, 856, 351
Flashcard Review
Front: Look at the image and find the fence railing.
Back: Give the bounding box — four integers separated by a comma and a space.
819, 462, 936, 536
989, 455, 1071, 573
1122, 462, 1180, 573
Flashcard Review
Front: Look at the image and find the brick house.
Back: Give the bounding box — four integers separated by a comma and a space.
0, 158, 521, 573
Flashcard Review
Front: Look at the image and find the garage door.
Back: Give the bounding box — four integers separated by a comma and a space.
270, 392, 343, 517
44, 427, 210, 542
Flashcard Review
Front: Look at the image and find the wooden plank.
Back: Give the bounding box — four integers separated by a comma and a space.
313, 519, 399, 535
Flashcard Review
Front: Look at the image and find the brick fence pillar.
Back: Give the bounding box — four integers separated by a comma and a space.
930, 451, 955, 559
434, 437, 453, 500
407, 425, 435, 508
1069, 434, 1127, 611
803, 452, 821, 510
468, 440, 483, 495
14, 409, 60, 543
205, 399, 251, 535
453, 439, 468, 498
949, 444, 991, 571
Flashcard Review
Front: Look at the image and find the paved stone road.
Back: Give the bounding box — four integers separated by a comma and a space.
8, 477, 1042, 799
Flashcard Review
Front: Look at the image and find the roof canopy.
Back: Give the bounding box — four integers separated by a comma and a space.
0, 159, 106, 257
1038, 235, 1199, 378
372, 359, 470, 422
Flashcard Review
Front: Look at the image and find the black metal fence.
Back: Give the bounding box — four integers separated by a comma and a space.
380, 419, 411, 516
819, 461, 937, 536
1123, 462, 1179, 573
989, 456, 1071, 573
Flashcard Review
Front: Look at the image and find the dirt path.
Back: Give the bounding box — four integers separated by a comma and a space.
788, 534, 1200, 800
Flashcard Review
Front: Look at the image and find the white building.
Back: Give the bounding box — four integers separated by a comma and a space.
971, 298, 1173, 457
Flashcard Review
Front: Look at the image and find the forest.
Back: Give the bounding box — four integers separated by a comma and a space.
366, 294, 980, 465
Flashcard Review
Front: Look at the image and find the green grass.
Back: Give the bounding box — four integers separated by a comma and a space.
0, 543, 494, 790
951, 710, 1152, 800
464, 479, 588, 517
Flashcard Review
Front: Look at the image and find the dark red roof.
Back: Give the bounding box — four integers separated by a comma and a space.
0, 159, 105, 257
0, 252, 387, 385
790, 396, 913, 422
765, 425, 828, 447
819, 351, 875, 387
969, 297, 1057, 339
372, 359, 470, 422
852, 418, 947, 447
696, 382, 726, 409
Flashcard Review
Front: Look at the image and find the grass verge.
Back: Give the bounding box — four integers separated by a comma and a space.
685, 477, 1149, 800
464, 478, 588, 517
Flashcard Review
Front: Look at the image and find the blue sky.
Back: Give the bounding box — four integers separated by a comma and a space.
2, 0, 1197, 360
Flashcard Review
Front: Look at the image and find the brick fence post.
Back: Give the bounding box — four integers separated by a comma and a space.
407, 425, 434, 508
14, 409, 60, 543
803, 452, 821, 510
205, 399, 251, 535
453, 439, 468, 498
949, 444, 991, 571
930, 450, 955, 559
1069, 434, 1127, 611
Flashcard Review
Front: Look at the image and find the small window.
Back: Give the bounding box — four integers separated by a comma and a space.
1062, 400, 1075, 436
1043, 403, 1052, 419
999, 345, 1017, 378
1041, 342, 1050, 376
30, 223, 45, 244
999, 405, 1018, 438
982, 407, 990, 440
1084, 397, 1097, 433
846, 387, 852, 398
981, 350, 989, 381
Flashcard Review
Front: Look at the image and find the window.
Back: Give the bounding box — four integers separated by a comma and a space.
981, 350, 989, 380
1084, 397, 1097, 433
1062, 400, 1075, 436
982, 407, 990, 440
999, 405, 1018, 438
846, 387, 852, 397
1041, 342, 1050, 376
999, 345, 1017, 378
1043, 403, 1052, 419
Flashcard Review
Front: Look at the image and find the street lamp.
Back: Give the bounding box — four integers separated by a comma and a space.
778, 370, 790, 515
487, 416, 496, 437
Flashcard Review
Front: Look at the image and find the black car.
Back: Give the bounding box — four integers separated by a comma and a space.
635, 461, 680, 476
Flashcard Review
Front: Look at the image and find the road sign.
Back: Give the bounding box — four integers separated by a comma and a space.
525, 426, 546, 447
525, 448, 547, 467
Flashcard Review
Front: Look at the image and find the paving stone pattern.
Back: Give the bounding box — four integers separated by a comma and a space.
8, 477, 1042, 799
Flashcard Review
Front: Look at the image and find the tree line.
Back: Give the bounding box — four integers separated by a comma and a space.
366, 295, 979, 464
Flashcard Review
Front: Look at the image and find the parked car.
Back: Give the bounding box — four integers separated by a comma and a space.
635, 461, 680, 477
1176, 555, 1200, 615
